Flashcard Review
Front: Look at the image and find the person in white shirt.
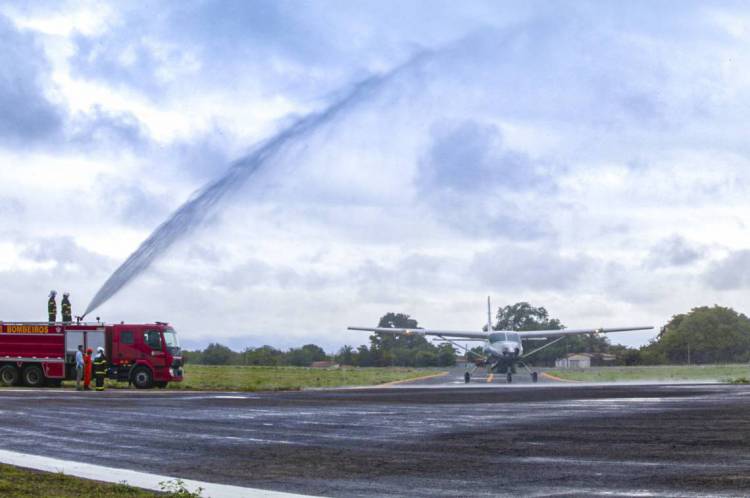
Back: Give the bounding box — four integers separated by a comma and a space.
75, 345, 84, 391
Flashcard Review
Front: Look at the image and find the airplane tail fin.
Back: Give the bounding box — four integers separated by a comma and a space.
487, 296, 493, 332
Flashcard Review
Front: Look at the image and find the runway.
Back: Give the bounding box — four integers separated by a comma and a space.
1, 380, 749, 497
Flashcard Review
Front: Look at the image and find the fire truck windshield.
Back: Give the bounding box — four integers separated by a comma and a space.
163, 328, 180, 355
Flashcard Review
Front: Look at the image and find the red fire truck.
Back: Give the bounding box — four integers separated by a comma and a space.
0, 321, 183, 389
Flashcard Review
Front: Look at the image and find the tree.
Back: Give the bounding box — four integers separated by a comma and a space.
436, 344, 457, 366
365, 312, 457, 367
608, 344, 641, 366
356, 345, 374, 366
495, 302, 563, 331
370, 313, 428, 366
335, 345, 356, 366
202, 343, 236, 365
287, 344, 328, 366
643, 306, 750, 364
243, 345, 284, 366
182, 349, 203, 364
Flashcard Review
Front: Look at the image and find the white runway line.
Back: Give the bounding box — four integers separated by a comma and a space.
0, 449, 313, 498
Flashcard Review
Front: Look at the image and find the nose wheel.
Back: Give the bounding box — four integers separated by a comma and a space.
506, 372, 512, 383
464, 372, 471, 383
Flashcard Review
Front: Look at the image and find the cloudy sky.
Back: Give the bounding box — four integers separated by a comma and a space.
2, 0, 750, 351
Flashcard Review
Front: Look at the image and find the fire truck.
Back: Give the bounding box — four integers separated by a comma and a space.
0, 321, 183, 389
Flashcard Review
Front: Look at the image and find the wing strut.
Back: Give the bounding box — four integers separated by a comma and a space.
522, 336, 567, 359
436, 335, 488, 363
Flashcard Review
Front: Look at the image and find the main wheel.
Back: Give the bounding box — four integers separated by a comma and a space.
531, 372, 538, 383
464, 372, 471, 384
132, 367, 153, 389
506, 372, 512, 383
22, 365, 45, 387
0, 365, 19, 387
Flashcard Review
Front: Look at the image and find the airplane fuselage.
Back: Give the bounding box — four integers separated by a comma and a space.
483, 332, 523, 368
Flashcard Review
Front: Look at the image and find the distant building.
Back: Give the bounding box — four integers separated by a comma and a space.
555, 352, 616, 369
311, 361, 338, 369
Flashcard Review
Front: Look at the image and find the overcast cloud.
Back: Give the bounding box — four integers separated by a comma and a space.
1, 1, 749, 351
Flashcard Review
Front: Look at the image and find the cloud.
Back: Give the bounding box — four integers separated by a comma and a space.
415, 119, 557, 239
471, 245, 591, 291
69, 106, 148, 150
418, 119, 554, 193
95, 175, 172, 228
645, 235, 706, 269
705, 250, 750, 290
0, 14, 62, 145
0, 197, 24, 217
66, 1, 356, 101
21, 236, 111, 271
5, 1, 750, 350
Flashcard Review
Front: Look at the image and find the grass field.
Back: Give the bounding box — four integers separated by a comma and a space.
546, 364, 750, 382
0, 463, 200, 497
61, 365, 444, 391
165, 365, 444, 391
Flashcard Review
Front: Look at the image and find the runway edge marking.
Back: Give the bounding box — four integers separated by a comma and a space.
0, 449, 313, 498
377, 371, 449, 386
541, 372, 583, 383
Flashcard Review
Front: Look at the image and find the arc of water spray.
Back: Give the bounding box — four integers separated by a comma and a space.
83, 51, 431, 318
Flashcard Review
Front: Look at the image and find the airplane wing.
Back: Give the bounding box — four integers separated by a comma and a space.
347, 326, 488, 340
517, 326, 653, 339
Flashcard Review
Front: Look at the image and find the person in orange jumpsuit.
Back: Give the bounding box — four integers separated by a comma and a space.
83, 348, 93, 391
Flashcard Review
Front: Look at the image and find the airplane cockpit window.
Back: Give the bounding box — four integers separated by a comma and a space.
507, 333, 520, 342
489, 332, 507, 343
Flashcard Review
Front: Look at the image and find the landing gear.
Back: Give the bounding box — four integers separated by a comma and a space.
464, 372, 471, 384
518, 359, 538, 384
506, 372, 512, 383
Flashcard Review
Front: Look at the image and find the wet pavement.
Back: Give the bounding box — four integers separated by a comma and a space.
0, 382, 749, 497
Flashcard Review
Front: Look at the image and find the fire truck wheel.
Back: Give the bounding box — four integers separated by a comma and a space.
132, 367, 153, 389
0, 365, 19, 386
22, 365, 45, 387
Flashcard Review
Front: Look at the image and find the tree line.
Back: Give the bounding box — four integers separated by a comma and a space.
183, 303, 750, 367
183, 312, 456, 367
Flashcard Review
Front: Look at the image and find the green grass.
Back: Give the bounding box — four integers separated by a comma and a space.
59, 365, 444, 392
164, 365, 444, 391
546, 364, 750, 382
0, 463, 168, 497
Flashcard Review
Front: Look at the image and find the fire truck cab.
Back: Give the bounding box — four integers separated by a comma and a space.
0, 321, 183, 389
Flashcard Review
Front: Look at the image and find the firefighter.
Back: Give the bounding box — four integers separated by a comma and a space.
47, 290, 57, 322
93, 347, 107, 392
83, 348, 93, 391
61, 292, 72, 323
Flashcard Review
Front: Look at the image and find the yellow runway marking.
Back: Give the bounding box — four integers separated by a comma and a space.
487, 373, 494, 383
377, 371, 449, 387
541, 372, 582, 383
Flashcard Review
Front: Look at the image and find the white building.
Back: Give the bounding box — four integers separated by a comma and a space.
555, 353, 616, 369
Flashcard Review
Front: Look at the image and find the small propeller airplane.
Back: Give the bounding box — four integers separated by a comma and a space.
348, 297, 653, 384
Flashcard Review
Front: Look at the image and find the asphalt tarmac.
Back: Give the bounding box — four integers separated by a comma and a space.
1, 378, 749, 497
